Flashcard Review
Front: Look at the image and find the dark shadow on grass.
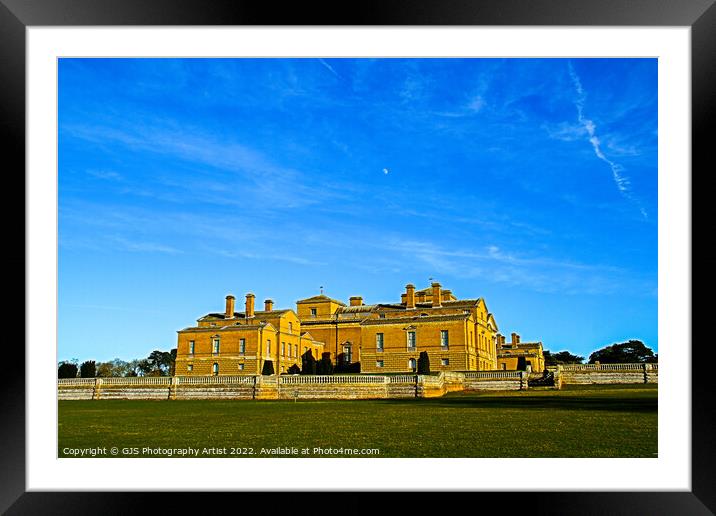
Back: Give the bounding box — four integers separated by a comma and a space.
371, 395, 657, 413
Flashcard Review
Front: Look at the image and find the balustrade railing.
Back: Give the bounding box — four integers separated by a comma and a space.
463, 371, 522, 379
57, 378, 95, 386
560, 363, 653, 371
177, 375, 255, 385
280, 375, 387, 384
101, 377, 172, 385
388, 375, 418, 384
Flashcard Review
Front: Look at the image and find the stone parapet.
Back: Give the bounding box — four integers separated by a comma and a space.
57, 365, 658, 401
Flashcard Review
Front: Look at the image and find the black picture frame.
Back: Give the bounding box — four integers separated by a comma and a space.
3, 0, 714, 513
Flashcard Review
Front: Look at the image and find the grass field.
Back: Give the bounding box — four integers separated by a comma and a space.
58, 384, 657, 458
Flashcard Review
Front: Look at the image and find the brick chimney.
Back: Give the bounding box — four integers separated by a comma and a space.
442, 289, 452, 302
432, 282, 442, 308
264, 299, 274, 311
245, 293, 255, 318
500, 334, 506, 346
349, 296, 363, 306
405, 284, 416, 309
511, 332, 520, 344
225, 295, 235, 318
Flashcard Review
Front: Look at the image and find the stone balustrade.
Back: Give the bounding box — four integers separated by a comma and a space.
57, 363, 657, 400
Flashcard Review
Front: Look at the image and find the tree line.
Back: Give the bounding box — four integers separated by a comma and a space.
544, 340, 657, 366
58, 349, 177, 379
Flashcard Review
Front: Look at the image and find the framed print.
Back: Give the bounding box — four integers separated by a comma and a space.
4, 0, 715, 513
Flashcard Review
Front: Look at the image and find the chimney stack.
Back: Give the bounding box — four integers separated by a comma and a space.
511, 332, 520, 344
225, 295, 235, 318
500, 334, 506, 346
405, 284, 416, 309
432, 282, 442, 308
349, 296, 363, 306
264, 299, 274, 312
442, 289, 452, 302
245, 293, 255, 318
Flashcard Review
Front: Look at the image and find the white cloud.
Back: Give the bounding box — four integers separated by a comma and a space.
567, 62, 648, 219
318, 58, 340, 79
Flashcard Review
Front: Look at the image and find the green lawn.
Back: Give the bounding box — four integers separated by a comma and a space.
58, 384, 657, 458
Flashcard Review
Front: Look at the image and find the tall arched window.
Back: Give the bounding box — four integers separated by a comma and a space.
212, 336, 220, 355
212, 363, 219, 376
408, 358, 417, 371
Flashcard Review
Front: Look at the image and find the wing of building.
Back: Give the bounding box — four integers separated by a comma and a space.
175, 283, 544, 375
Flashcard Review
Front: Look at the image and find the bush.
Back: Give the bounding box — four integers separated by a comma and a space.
316, 352, 334, 375
58, 361, 78, 379
261, 360, 275, 376
301, 350, 317, 375
417, 351, 430, 374
287, 364, 301, 375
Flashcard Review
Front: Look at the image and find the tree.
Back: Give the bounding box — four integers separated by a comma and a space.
169, 348, 177, 376
543, 350, 585, 365
261, 360, 275, 376
588, 340, 657, 364
111, 358, 132, 377
58, 361, 78, 379
79, 360, 96, 378
96, 359, 132, 377
287, 364, 301, 375
95, 362, 114, 377
146, 350, 174, 376
316, 352, 334, 375
417, 351, 430, 374
127, 359, 152, 377
301, 350, 317, 375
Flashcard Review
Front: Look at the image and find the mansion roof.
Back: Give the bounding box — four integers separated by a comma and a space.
296, 294, 346, 306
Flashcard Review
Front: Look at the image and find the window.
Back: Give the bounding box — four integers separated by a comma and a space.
210, 323, 217, 327
187, 364, 193, 372
239, 363, 245, 371
310, 308, 317, 317
239, 338, 246, 354
407, 331, 416, 350
266, 340, 271, 355
408, 358, 417, 371
295, 344, 298, 357
501, 363, 507, 370
441, 358, 449, 366
376, 360, 384, 368
379, 313, 386, 319
212, 363, 219, 376
343, 343, 352, 363
212, 337, 220, 354
288, 322, 293, 333
282, 342, 285, 356
189, 341, 195, 355
376, 333, 384, 352
440, 330, 449, 349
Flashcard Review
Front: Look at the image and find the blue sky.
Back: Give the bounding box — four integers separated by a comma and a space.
58, 58, 658, 363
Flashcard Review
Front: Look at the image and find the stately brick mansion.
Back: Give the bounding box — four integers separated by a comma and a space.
175, 283, 545, 376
